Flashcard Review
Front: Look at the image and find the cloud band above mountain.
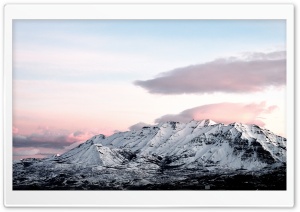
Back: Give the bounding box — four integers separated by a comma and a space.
134, 51, 286, 94
155, 102, 277, 126
128, 122, 151, 131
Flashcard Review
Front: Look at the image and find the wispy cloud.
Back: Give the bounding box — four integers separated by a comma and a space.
155, 102, 278, 127
134, 51, 286, 94
128, 122, 152, 131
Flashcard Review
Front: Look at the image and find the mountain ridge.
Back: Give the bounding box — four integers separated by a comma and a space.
54, 119, 286, 171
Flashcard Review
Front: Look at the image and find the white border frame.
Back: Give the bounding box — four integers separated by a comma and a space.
4, 4, 294, 207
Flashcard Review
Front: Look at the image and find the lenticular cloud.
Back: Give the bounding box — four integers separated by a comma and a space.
134, 51, 286, 94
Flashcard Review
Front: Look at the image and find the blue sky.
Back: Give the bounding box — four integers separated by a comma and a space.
14, 20, 285, 43
13, 20, 285, 82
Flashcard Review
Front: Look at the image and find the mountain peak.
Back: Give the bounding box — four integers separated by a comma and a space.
199, 119, 217, 126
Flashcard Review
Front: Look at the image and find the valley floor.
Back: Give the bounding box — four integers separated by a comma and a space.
13, 162, 286, 190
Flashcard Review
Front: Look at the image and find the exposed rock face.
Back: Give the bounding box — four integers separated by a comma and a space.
13, 120, 286, 190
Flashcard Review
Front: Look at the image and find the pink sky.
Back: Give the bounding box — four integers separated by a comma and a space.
12, 20, 286, 160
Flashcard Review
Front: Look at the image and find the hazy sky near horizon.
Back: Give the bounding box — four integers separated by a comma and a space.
12, 20, 286, 160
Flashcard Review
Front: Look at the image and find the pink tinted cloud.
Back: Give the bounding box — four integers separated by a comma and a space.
134, 51, 286, 94
13, 126, 19, 134
155, 102, 278, 127
13, 127, 102, 149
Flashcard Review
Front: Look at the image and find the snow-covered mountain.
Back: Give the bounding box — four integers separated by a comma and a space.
51, 119, 286, 171
13, 119, 287, 190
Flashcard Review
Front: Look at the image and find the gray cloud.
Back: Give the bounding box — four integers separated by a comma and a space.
134, 51, 286, 94
73, 130, 84, 137
13, 134, 74, 149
